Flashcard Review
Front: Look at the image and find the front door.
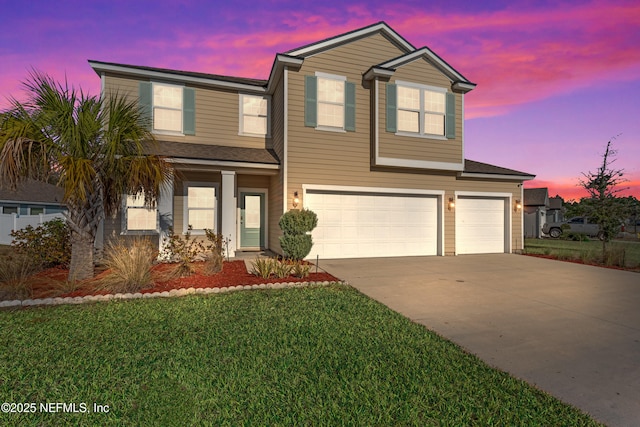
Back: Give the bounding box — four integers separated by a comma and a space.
239, 191, 265, 248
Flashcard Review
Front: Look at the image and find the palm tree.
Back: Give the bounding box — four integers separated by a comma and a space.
0, 71, 172, 280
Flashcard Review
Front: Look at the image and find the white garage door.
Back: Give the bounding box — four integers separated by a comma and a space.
456, 197, 506, 254
305, 190, 439, 259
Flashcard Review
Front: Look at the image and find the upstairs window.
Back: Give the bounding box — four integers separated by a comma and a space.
139, 82, 196, 135
153, 84, 183, 133
387, 82, 455, 139
304, 73, 356, 132
317, 76, 345, 128
239, 94, 270, 136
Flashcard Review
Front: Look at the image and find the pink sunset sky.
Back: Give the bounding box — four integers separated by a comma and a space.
1, 0, 638, 201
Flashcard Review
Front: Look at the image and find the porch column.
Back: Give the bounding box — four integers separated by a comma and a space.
158, 174, 174, 255
221, 170, 237, 258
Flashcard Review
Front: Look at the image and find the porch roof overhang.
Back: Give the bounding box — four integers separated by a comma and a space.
144, 141, 280, 173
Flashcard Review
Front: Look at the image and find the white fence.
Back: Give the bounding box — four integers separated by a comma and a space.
0, 213, 65, 245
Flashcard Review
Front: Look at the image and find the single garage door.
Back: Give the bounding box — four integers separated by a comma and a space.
305, 190, 439, 259
456, 197, 506, 254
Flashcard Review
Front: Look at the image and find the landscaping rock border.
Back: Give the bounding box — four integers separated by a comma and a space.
0, 281, 347, 309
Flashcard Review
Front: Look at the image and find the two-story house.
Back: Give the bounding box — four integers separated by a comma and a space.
89, 22, 534, 259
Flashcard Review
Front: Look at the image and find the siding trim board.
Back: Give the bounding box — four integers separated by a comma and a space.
167, 158, 279, 172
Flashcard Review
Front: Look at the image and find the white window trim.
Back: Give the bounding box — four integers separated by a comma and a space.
183, 182, 219, 235
152, 81, 185, 136
122, 194, 159, 235
315, 71, 347, 131
395, 80, 447, 139
238, 94, 271, 138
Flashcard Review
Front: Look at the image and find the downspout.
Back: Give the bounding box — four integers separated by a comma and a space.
283, 67, 289, 214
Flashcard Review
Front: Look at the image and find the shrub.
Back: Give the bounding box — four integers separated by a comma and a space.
10, 218, 71, 268
564, 231, 589, 242
99, 239, 156, 293
160, 227, 227, 277
202, 229, 225, 276
0, 254, 41, 300
279, 209, 318, 260
160, 226, 206, 277
251, 258, 276, 279
278, 208, 318, 235
280, 234, 313, 261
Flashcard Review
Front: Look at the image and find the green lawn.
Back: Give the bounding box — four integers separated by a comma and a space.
525, 238, 640, 269
0, 286, 601, 426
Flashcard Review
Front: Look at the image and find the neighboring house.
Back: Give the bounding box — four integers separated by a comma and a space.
0, 179, 66, 245
547, 195, 564, 223
524, 188, 549, 238
89, 22, 534, 259
0, 179, 65, 216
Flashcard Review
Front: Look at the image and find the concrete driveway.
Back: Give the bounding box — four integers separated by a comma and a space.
322, 254, 640, 427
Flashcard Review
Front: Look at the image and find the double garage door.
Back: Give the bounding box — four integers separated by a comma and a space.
305, 189, 508, 259
305, 190, 439, 259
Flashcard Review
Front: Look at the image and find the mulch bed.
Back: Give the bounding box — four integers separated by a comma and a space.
523, 253, 640, 272
27, 260, 339, 300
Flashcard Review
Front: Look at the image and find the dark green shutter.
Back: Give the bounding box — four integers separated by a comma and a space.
304, 75, 317, 127
183, 87, 196, 135
345, 81, 356, 132
139, 82, 152, 130
445, 92, 456, 139
386, 83, 397, 133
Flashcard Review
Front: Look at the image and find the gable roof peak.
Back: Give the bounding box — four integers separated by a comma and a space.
286, 21, 415, 58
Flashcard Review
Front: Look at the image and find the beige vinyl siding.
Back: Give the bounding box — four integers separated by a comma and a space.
103, 74, 269, 149
378, 60, 463, 164
284, 32, 523, 255
268, 174, 284, 254
237, 175, 270, 188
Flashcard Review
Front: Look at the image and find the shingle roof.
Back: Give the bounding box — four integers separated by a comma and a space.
0, 179, 65, 204
143, 141, 280, 165
464, 159, 534, 177
548, 196, 564, 210
524, 188, 549, 206
89, 60, 267, 88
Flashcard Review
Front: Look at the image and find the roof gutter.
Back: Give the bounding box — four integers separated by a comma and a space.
458, 172, 536, 181
88, 61, 267, 93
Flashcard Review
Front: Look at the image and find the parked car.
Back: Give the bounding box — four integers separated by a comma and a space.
543, 216, 605, 240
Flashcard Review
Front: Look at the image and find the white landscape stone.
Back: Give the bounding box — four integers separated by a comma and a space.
0, 300, 20, 308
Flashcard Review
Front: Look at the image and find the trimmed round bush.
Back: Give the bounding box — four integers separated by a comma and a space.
278, 209, 318, 235
278, 209, 318, 260
280, 234, 313, 260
